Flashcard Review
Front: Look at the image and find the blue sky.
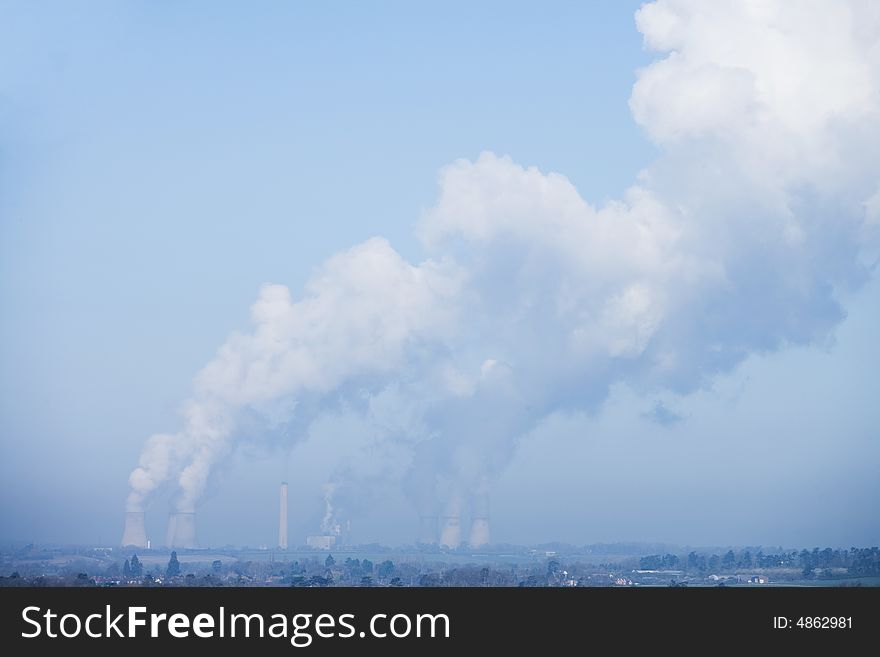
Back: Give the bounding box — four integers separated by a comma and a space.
1, 1, 877, 548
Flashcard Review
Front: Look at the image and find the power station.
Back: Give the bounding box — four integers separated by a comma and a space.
122, 481, 490, 549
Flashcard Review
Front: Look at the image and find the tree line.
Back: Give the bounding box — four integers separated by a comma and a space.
638, 547, 880, 577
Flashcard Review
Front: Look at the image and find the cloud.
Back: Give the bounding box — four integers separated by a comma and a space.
641, 401, 684, 428
126, 1, 880, 541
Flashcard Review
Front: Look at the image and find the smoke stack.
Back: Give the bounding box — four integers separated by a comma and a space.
418, 515, 438, 544
439, 515, 461, 548
278, 482, 289, 550
121, 511, 148, 548
166, 512, 197, 548
469, 517, 490, 547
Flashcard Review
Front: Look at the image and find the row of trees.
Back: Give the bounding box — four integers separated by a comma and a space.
120, 552, 181, 579
638, 547, 880, 575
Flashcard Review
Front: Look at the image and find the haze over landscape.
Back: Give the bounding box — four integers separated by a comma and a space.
1, 0, 878, 551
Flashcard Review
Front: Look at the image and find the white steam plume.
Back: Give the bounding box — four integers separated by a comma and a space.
126, 239, 462, 511
320, 482, 338, 535
126, 1, 880, 527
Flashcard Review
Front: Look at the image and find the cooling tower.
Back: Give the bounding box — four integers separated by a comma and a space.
165, 513, 176, 548
469, 480, 490, 547
279, 482, 289, 550
469, 517, 490, 547
439, 515, 461, 548
418, 515, 438, 544
121, 511, 148, 548
166, 512, 197, 548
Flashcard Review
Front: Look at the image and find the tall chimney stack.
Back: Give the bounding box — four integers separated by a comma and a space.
121, 511, 148, 548
278, 482, 289, 550
166, 512, 197, 548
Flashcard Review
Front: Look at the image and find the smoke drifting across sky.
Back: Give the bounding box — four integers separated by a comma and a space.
126, 1, 879, 543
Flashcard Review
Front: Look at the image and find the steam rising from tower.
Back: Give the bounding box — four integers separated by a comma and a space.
122, 1, 880, 545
